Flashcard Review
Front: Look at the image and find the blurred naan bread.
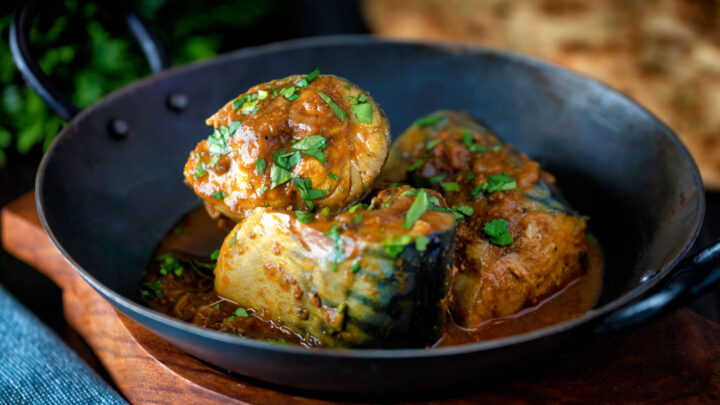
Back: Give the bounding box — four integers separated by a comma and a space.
362, 0, 720, 188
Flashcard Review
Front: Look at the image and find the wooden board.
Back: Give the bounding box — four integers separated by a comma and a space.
3, 192, 720, 404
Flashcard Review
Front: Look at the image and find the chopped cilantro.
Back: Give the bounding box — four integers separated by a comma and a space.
318, 91, 347, 121
441, 182, 460, 192
383, 200, 393, 207
207, 126, 232, 155
270, 164, 292, 189
493, 145, 502, 152
470, 144, 487, 153
415, 235, 430, 251
462, 130, 473, 146
291, 135, 328, 162
381, 235, 413, 258
320, 207, 331, 217
467, 172, 477, 181
296, 68, 320, 87
259, 184, 268, 195
329, 172, 340, 181
473, 173, 517, 196
353, 213, 363, 224
255, 158, 266, 175
413, 114, 443, 127
141, 279, 163, 298
234, 307, 250, 318
344, 84, 351, 90
211, 191, 227, 200
449, 205, 474, 223
428, 174, 447, 184
295, 211, 314, 223
194, 161, 207, 178
279, 86, 299, 101
214, 303, 220, 310
294, 177, 326, 210
426, 139, 443, 150
228, 121, 242, 134
408, 160, 424, 172
348, 203, 366, 213
404, 189, 431, 230
325, 225, 343, 272
351, 263, 361, 273
484, 219, 513, 246
273, 151, 302, 170
210, 249, 220, 260
229, 232, 238, 248
351, 103, 372, 124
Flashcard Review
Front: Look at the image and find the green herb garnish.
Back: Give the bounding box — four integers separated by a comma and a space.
270, 164, 292, 189
211, 191, 227, 200
318, 91, 346, 121
351, 103, 372, 124
462, 130, 473, 146
295, 211, 314, 223
256, 158, 266, 175
294, 177, 326, 210
426, 139, 442, 150
329, 172, 340, 181
413, 114, 443, 127
493, 145, 502, 152
353, 213, 363, 224
381, 235, 413, 258
194, 161, 207, 178
291, 135, 328, 162
404, 189, 431, 230
415, 235, 430, 251
296, 68, 320, 87
259, 184, 268, 195
472, 173, 516, 196
351, 263, 361, 273
441, 182, 460, 192
469, 144, 487, 153
228, 121, 242, 134
234, 307, 249, 318
210, 249, 220, 260
484, 219, 513, 246
141, 279, 163, 298
466, 172, 476, 180
279, 86, 299, 101
320, 207, 331, 217
207, 126, 232, 155
407, 160, 424, 172
428, 174, 447, 184
228, 232, 238, 248
325, 225, 343, 272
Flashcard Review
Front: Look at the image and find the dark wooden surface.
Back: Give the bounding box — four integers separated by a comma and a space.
3, 192, 720, 404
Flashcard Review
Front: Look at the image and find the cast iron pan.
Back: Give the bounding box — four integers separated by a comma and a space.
11, 0, 720, 393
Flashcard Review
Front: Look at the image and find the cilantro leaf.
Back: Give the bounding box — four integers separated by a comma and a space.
441, 182, 460, 192
351, 103, 372, 124
234, 308, 250, 318
294, 177, 326, 210
413, 114, 443, 127
381, 235, 413, 258
318, 91, 347, 121
408, 160, 424, 172
194, 161, 207, 178
415, 235, 430, 251
296, 68, 320, 87
484, 219, 513, 246
295, 211, 314, 223
229, 121, 242, 134
211, 192, 226, 200
404, 189, 431, 230
279, 86, 299, 101
270, 164, 292, 189
329, 172, 340, 181
426, 139, 442, 150
256, 158, 266, 175
325, 225, 343, 271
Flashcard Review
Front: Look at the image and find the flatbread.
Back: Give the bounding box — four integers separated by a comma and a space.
362, 0, 720, 188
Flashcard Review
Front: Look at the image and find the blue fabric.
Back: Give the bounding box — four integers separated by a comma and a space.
0, 284, 127, 404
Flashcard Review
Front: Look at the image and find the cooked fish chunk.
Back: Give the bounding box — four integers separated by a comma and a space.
184, 71, 390, 222
214, 186, 456, 348
379, 111, 590, 327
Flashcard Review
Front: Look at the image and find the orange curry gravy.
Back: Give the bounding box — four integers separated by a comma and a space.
143, 206, 603, 348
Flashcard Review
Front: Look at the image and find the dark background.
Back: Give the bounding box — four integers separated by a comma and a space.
1, 0, 719, 378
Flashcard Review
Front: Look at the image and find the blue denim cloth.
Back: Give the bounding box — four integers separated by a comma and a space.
0, 284, 127, 404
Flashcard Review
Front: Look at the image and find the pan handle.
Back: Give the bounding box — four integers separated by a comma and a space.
596, 240, 720, 334
9, 0, 169, 121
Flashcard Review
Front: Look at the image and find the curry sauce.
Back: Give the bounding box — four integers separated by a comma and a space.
142, 206, 602, 348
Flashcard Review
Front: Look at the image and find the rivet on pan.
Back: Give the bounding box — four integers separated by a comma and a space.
167, 92, 189, 112
108, 119, 130, 139
640, 269, 659, 283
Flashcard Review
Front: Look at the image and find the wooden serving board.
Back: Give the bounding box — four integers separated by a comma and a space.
3, 192, 720, 404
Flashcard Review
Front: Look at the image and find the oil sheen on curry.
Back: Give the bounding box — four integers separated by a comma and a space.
142, 70, 603, 349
